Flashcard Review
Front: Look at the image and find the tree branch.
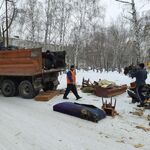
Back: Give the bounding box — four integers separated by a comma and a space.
115, 0, 132, 4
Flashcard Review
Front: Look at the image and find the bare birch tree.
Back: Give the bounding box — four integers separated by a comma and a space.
69, 0, 104, 67
44, 0, 57, 49
0, 0, 16, 46
20, 0, 43, 44
116, 0, 142, 63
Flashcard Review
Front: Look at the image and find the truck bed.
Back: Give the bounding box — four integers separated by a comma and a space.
0, 48, 65, 76
0, 48, 42, 76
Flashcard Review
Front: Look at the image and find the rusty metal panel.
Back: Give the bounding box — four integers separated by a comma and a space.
0, 49, 31, 58
0, 48, 42, 76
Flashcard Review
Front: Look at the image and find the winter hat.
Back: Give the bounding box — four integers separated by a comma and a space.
70, 65, 75, 69
138, 63, 145, 69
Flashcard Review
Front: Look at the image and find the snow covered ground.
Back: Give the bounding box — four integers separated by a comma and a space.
0, 70, 150, 150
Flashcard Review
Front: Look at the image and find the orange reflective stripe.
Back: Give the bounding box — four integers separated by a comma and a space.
72, 70, 76, 83
67, 70, 76, 84
67, 76, 70, 84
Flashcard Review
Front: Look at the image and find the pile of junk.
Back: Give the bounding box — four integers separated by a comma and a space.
81, 78, 127, 117
81, 78, 127, 98
53, 78, 126, 123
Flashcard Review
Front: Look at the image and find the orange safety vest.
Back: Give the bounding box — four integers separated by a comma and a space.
67, 70, 76, 84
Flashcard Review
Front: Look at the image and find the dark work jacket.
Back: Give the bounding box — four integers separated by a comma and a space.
130, 68, 147, 87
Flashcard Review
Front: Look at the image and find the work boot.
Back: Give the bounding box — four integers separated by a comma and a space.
131, 98, 140, 103
76, 96, 82, 100
131, 98, 137, 104
63, 96, 69, 100
137, 103, 144, 107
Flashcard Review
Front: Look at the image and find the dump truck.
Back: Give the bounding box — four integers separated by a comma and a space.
0, 48, 66, 98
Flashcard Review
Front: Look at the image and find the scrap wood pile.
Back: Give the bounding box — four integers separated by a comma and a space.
130, 107, 145, 116
34, 89, 65, 101
136, 125, 150, 132
144, 99, 150, 109
81, 78, 97, 93
81, 78, 127, 97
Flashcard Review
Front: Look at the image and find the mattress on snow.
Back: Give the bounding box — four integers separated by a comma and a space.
53, 102, 106, 123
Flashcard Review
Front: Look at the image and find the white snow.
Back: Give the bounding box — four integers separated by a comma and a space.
0, 70, 150, 150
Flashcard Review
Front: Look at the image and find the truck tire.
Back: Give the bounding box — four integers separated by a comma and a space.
19, 80, 36, 99
1, 79, 16, 97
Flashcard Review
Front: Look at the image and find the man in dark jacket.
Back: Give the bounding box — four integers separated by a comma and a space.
129, 63, 148, 107
63, 65, 82, 100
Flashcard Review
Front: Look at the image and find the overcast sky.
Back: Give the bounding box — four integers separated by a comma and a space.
101, 0, 150, 24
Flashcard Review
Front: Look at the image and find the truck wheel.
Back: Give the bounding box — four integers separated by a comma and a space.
1, 80, 16, 97
19, 80, 35, 99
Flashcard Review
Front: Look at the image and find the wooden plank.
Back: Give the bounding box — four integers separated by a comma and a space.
35, 90, 60, 101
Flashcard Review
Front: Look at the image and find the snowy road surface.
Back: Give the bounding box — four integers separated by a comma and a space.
0, 70, 150, 150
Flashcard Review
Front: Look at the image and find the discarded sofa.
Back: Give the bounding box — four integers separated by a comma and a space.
53, 102, 106, 123
95, 84, 127, 97
81, 78, 127, 97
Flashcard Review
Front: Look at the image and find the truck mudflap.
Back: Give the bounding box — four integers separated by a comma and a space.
53, 79, 59, 87
42, 79, 59, 92
33, 76, 42, 90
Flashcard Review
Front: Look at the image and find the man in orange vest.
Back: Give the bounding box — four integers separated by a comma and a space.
63, 65, 82, 100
